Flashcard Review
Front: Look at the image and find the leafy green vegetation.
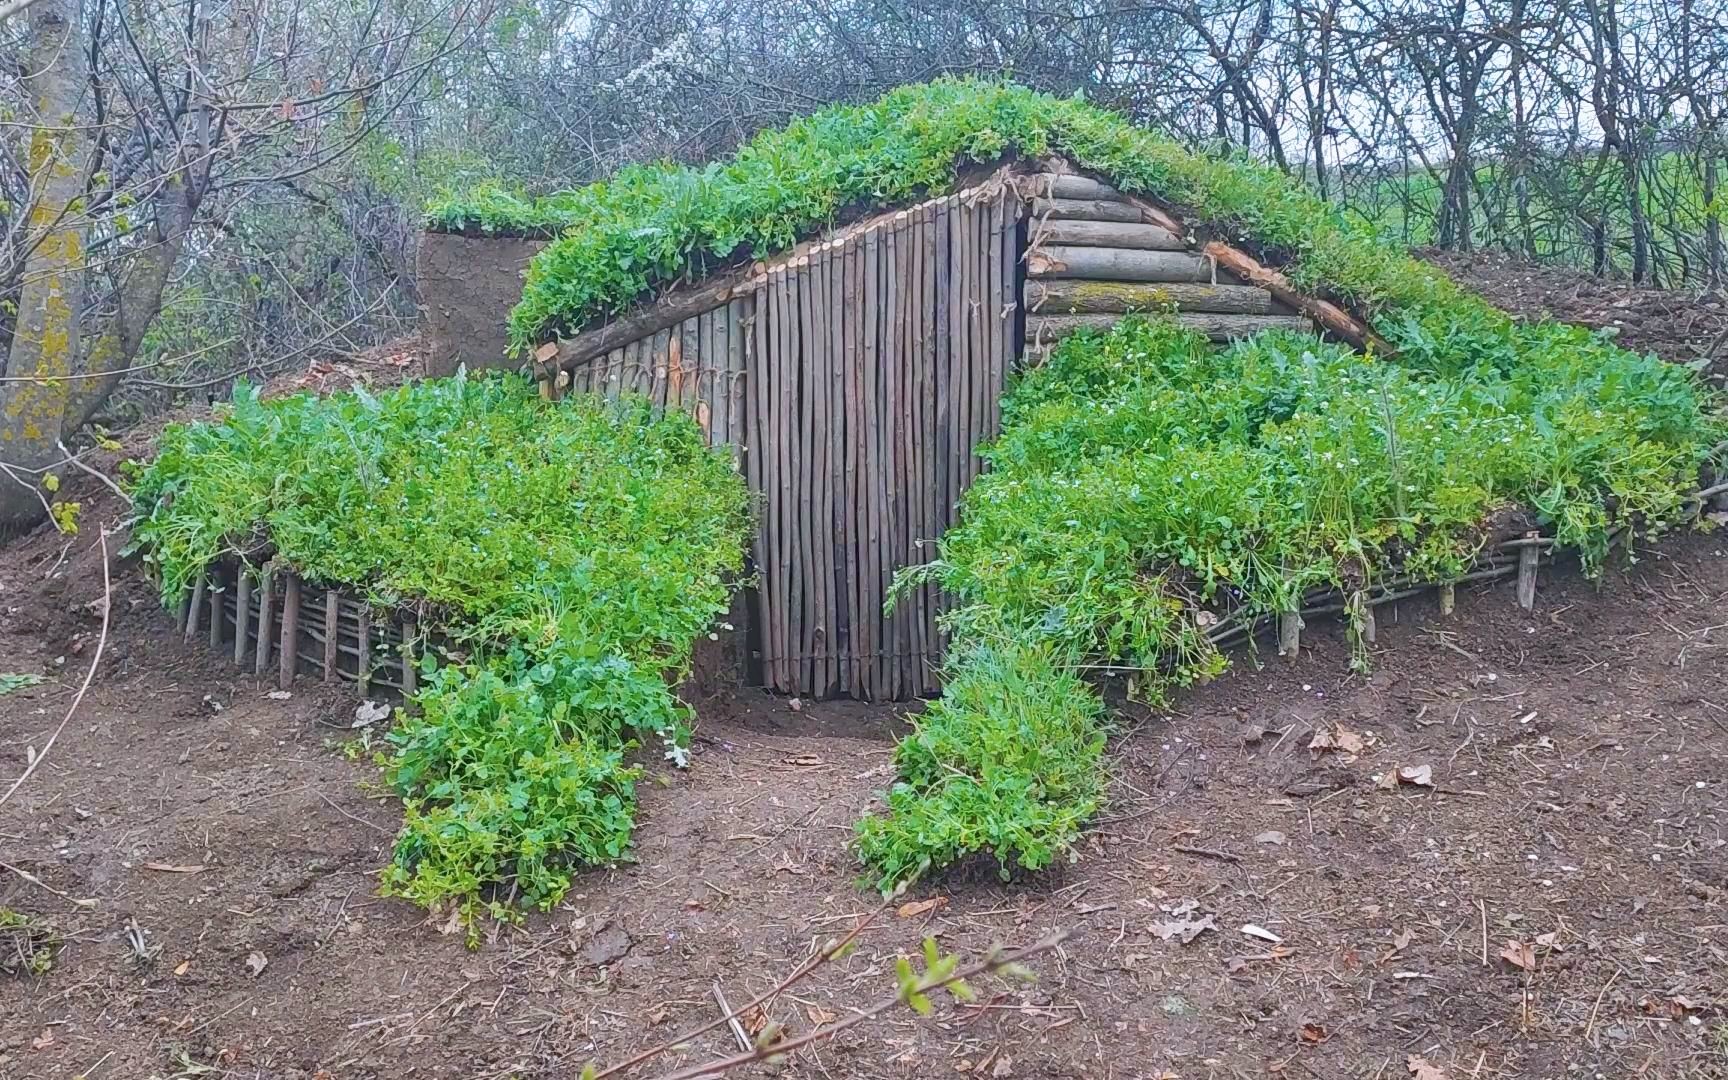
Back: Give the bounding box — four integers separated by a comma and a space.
424, 180, 592, 237
129, 374, 751, 934
501, 78, 1486, 356
857, 316, 1725, 889
854, 640, 1105, 889
0, 907, 60, 977
0, 673, 44, 695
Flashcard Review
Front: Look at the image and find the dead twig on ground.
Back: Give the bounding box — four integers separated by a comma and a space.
0, 858, 96, 909
590, 896, 895, 1080
643, 929, 1076, 1080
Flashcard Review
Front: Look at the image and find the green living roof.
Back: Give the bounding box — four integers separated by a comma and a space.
425, 78, 1513, 365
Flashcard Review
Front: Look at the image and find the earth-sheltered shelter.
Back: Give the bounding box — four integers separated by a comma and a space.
419, 84, 1403, 702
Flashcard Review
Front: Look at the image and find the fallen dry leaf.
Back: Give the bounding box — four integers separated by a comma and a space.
173, 959, 191, 977
31, 1029, 54, 1051
1240, 923, 1284, 944
806, 1004, 837, 1025
1407, 1054, 1448, 1080
897, 897, 947, 919
1309, 725, 1367, 757
1397, 764, 1434, 787
1149, 913, 1217, 945
1380, 927, 1415, 963
245, 950, 268, 977
1498, 939, 1536, 972
143, 862, 206, 873
1298, 1021, 1328, 1044
1254, 830, 1287, 845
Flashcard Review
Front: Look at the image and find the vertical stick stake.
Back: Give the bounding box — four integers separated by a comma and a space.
1517, 534, 1540, 611
323, 590, 340, 682
233, 571, 252, 667
279, 574, 301, 690
356, 608, 372, 697
254, 565, 275, 677
207, 573, 222, 649
185, 573, 206, 642
400, 617, 418, 697
1278, 611, 1302, 659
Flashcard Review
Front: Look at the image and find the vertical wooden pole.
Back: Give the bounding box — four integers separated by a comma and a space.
727, 299, 748, 470
278, 573, 301, 690
1439, 582, 1455, 616
813, 244, 838, 699
853, 229, 877, 694
207, 572, 222, 650
185, 572, 206, 642
796, 255, 819, 696
1278, 612, 1302, 659
254, 565, 275, 677
233, 570, 252, 668
772, 266, 795, 693
1361, 598, 1377, 643
916, 201, 938, 694
1517, 535, 1540, 610
323, 589, 340, 682
356, 607, 372, 697
400, 617, 418, 696
934, 196, 956, 663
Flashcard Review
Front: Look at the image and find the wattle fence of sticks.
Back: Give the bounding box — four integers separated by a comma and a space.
168, 560, 425, 699
162, 477, 1726, 699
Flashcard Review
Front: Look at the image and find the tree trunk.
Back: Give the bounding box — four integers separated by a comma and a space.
0, 0, 90, 534
66, 171, 198, 430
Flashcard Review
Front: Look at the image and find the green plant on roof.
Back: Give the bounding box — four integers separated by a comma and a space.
497, 78, 1485, 357
424, 180, 595, 238
129, 373, 751, 938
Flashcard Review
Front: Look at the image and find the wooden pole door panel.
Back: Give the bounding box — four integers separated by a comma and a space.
747, 187, 1023, 700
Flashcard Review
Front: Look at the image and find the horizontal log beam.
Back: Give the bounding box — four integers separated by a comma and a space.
1030, 197, 1145, 224
1026, 245, 1214, 283
1200, 240, 1391, 353
541, 271, 748, 375
1035, 173, 1122, 201
1026, 280, 1275, 315
1026, 312, 1309, 344
1033, 219, 1185, 251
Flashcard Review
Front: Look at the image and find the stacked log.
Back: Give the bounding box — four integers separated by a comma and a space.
1024, 169, 1308, 351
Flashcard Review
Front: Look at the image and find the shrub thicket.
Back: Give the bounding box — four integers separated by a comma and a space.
130, 374, 751, 934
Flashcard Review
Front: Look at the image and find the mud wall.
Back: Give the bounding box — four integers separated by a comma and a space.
417, 232, 547, 377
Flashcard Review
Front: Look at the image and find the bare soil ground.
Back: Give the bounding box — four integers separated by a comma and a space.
3, 278, 1727, 1080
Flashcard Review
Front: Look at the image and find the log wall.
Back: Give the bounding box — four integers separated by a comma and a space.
1023, 167, 1310, 353
541, 177, 1024, 699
